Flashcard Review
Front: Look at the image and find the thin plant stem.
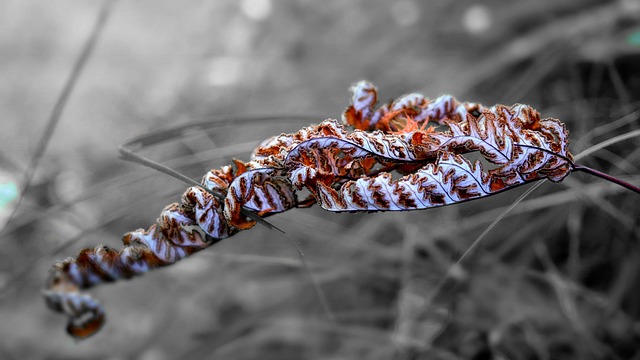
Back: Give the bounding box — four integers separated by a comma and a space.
1, 0, 116, 234
422, 181, 544, 314
119, 145, 275, 231
418, 123, 640, 319
514, 140, 640, 195
574, 129, 640, 161
572, 164, 640, 194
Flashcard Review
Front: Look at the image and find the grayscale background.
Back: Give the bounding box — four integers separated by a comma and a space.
1, 1, 639, 359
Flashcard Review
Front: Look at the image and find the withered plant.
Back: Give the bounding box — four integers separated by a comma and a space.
43, 81, 640, 339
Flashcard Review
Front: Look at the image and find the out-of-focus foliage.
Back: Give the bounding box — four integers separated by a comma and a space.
1, 0, 639, 359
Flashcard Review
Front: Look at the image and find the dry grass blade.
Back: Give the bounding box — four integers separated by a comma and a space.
1, 0, 116, 234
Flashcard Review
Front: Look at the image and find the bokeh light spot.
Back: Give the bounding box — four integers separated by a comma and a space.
463, 5, 492, 35
240, 0, 273, 21
0, 181, 19, 209
207, 56, 242, 87
627, 30, 640, 46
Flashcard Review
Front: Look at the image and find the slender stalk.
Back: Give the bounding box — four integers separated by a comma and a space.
572, 164, 640, 195
574, 129, 640, 161
514, 143, 640, 195
118, 145, 278, 232
1, 0, 116, 234
422, 181, 544, 314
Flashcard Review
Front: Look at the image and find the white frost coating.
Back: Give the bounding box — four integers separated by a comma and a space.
392, 93, 428, 111
349, 81, 378, 121
315, 153, 495, 212
202, 169, 230, 191
66, 263, 83, 285
285, 131, 421, 169
290, 166, 316, 188
184, 186, 230, 239
120, 248, 150, 274
346, 83, 488, 130
93, 247, 122, 279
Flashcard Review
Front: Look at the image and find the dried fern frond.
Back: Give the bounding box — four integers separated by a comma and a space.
43, 81, 639, 339
286, 82, 573, 211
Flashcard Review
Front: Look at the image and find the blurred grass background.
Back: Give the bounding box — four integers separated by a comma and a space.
1, 0, 640, 359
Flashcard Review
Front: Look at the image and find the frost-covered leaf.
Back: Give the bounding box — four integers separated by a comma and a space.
44, 80, 582, 339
